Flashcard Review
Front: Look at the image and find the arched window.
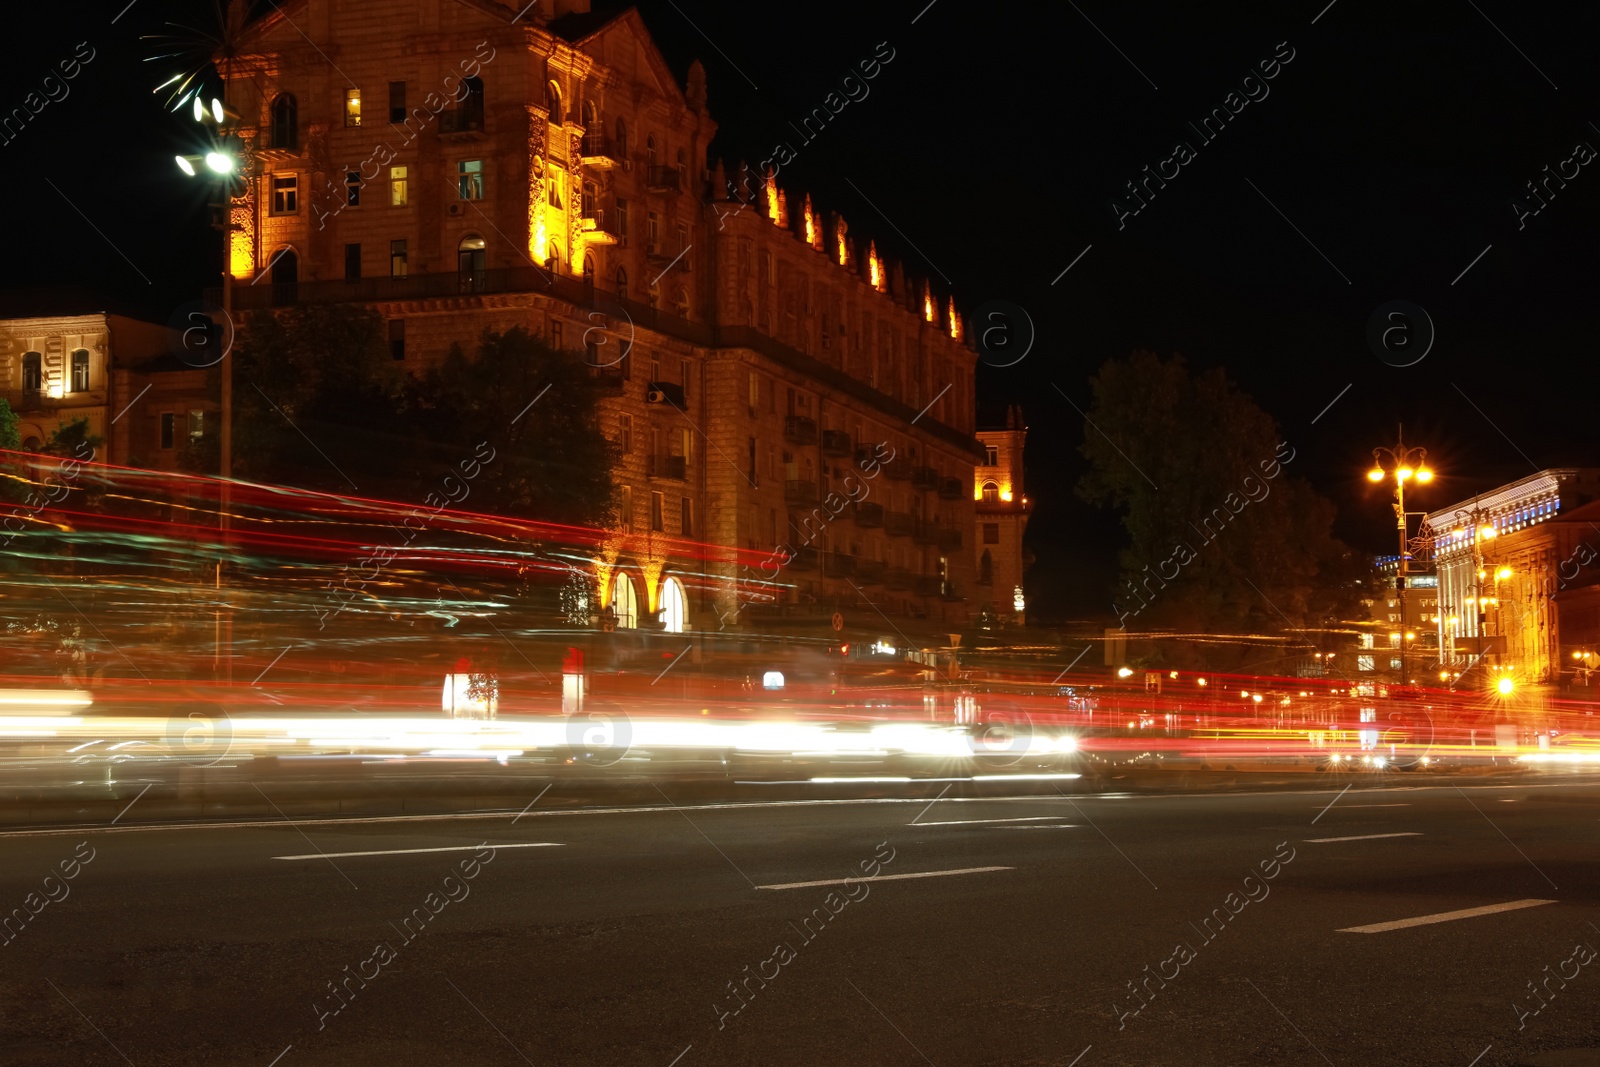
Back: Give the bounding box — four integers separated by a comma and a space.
546, 242, 562, 275
270, 94, 298, 149
582, 254, 595, 287
646, 134, 657, 168
660, 576, 687, 634
611, 572, 638, 629
980, 549, 993, 585
647, 279, 660, 309
676, 146, 687, 167
673, 287, 690, 318
582, 99, 598, 127
981, 481, 999, 504
615, 118, 628, 157
459, 76, 484, 129
457, 234, 486, 292
21, 352, 42, 393
615, 267, 628, 302
545, 80, 563, 123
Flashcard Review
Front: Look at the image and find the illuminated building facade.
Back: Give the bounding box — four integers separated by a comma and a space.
0, 303, 169, 453
219, 0, 981, 634
1426, 468, 1600, 689
973, 405, 1031, 626
1360, 556, 1439, 683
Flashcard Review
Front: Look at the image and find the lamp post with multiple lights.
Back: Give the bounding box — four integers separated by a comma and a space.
1367, 433, 1434, 688
175, 92, 245, 685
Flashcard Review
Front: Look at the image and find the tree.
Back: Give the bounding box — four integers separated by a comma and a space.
1078, 351, 1352, 635
412, 327, 617, 527
0, 398, 18, 451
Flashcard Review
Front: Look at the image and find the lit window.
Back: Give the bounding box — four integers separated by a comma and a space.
390, 239, 407, 278
188, 409, 205, 441
70, 349, 89, 393
271, 174, 298, 214
458, 159, 483, 200
346, 171, 361, 207
981, 481, 999, 504
390, 165, 409, 206
984, 445, 998, 465
345, 88, 362, 126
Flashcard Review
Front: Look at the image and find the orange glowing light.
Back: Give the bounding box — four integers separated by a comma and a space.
948, 302, 960, 340
803, 194, 817, 248
868, 241, 882, 290
923, 283, 935, 323
835, 218, 848, 266
765, 182, 780, 224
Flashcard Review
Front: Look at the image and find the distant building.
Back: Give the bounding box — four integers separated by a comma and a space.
1425, 468, 1600, 690
1360, 555, 1439, 683
974, 405, 1031, 626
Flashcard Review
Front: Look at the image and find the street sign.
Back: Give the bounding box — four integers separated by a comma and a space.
831, 612, 844, 632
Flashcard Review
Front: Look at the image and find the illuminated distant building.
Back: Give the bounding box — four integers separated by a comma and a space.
1426, 469, 1600, 690
1359, 554, 1439, 683
216, 0, 982, 635
974, 404, 1032, 626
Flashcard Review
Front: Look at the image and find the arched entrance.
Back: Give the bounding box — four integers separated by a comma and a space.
611, 571, 638, 630
660, 576, 687, 634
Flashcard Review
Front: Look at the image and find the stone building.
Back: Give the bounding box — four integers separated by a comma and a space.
216, 0, 982, 636
973, 404, 1031, 626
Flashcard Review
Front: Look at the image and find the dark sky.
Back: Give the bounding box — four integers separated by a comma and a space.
6, 1, 1599, 621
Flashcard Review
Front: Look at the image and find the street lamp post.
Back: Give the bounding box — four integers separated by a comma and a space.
1367, 431, 1434, 689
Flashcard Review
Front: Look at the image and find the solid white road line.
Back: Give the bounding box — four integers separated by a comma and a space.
1305, 832, 1422, 843
273, 842, 563, 861
757, 866, 1013, 891
1339, 898, 1557, 934
915, 825, 1075, 831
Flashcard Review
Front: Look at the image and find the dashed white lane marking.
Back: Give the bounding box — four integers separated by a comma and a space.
757, 866, 1012, 891
1339, 898, 1557, 934
274, 842, 562, 861
1305, 832, 1422, 843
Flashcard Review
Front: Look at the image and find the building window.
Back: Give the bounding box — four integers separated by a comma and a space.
611, 572, 638, 629
984, 445, 998, 465
615, 118, 628, 157
660, 575, 687, 633
457, 234, 486, 292
979, 550, 993, 584
647, 211, 659, 253
270, 94, 297, 149
646, 134, 657, 167
647, 280, 659, 309
389, 81, 406, 123
681, 498, 694, 537
545, 80, 563, 122
616, 267, 628, 301
619, 486, 633, 532
22, 351, 42, 392
983, 523, 1000, 544
188, 409, 205, 442
344, 243, 361, 281
388, 319, 405, 361
981, 481, 999, 504
676, 222, 688, 252
390, 165, 409, 206
70, 349, 89, 393
551, 320, 563, 350
581, 180, 597, 219
345, 171, 361, 207
160, 412, 176, 450
650, 491, 664, 532
459, 77, 484, 129
619, 414, 632, 453
458, 159, 484, 200
344, 88, 362, 126
271, 174, 298, 214
680, 359, 691, 398
390, 239, 408, 277
547, 174, 563, 207
674, 288, 690, 318
615, 198, 629, 246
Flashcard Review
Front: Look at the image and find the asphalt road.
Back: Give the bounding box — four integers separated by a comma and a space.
0, 775, 1597, 1066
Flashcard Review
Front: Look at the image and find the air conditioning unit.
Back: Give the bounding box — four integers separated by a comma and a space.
448, 202, 466, 217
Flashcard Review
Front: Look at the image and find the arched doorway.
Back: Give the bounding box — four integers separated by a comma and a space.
611, 572, 638, 629
458, 234, 486, 292
660, 576, 687, 634
270, 249, 298, 306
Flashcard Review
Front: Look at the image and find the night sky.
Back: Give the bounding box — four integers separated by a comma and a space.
6, 0, 1598, 621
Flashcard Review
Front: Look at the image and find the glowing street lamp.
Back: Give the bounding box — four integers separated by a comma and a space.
1497, 676, 1515, 696
1367, 431, 1433, 687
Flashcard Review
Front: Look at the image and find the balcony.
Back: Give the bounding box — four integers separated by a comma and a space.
647, 165, 682, 192
788, 546, 819, 571
885, 512, 915, 537
648, 454, 687, 481
645, 244, 692, 274
886, 568, 914, 591
580, 133, 618, 167
784, 479, 818, 505
938, 529, 963, 551
853, 502, 884, 527
856, 560, 887, 586
911, 466, 938, 490
438, 108, 486, 136
581, 208, 622, 245
882, 459, 911, 481
822, 429, 852, 456
822, 552, 856, 578
783, 415, 818, 446
587, 364, 624, 391
938, 477, 964, 500
913, 520, 939, 544
645, 381, 686, 408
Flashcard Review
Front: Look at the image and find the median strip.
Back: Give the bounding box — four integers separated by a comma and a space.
757, 866, 1012, 890
1338, 898, 1557, 934
273, 843, 563, 860
1305, 832, 1422, 843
